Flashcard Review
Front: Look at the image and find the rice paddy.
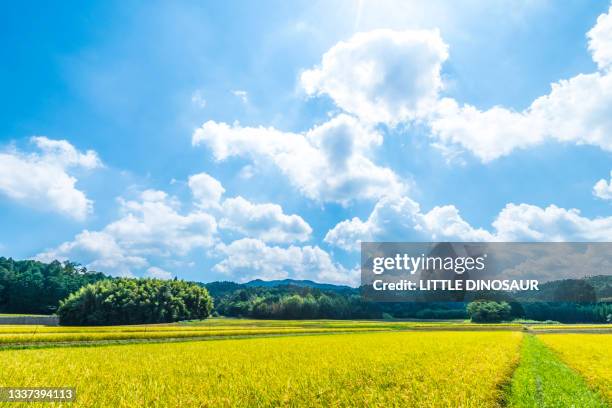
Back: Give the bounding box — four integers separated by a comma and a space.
0, 319, 609, 407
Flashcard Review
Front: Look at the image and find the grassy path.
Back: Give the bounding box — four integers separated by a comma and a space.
507, 335, 608, 407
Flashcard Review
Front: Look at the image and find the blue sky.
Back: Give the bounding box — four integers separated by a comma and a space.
1, 0, 612, 284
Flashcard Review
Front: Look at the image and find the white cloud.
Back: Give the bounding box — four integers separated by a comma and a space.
324, 195, 491, 251
188, 172, 225, 208
220, 196, 312, 243
430, 71, 612, 162
588, 4, 612, 71
493, 203, 612, 241
231, 90, 249, 104
427, 5, 612, 161
593, 171, 612, 200
37, 172, 317, 276
301, 29, 448, 125
147, 266, 173, 280
36, 230, 146, 277
421, 205, 494, 241
213, 238, 356, 284
0, 137, 102, 220
326, 196, 612, 251
37, 189, 217, 276
299, 6, 612, 163
106, 190, 217, 256
192, 114, 405, 204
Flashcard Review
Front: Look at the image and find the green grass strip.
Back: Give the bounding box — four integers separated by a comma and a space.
507, 335, 608, 407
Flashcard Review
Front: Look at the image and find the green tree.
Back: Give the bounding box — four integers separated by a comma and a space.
467, 300, 512, 323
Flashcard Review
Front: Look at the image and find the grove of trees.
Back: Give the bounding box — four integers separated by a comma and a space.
58, 278, 213, 325
467, 300, 512, 323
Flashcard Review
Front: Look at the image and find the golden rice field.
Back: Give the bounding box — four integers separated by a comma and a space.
0, 331, 522, 407
539, 334, 612, 402
1, 319, 610, 407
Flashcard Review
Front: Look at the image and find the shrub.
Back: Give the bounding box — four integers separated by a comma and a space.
58, 278, 213, 325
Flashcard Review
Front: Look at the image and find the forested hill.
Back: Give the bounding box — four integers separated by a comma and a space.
0, 257, 107, 314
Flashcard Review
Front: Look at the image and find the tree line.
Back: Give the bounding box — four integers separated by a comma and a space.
0, 257, 106, 314
1, 258, 611, 324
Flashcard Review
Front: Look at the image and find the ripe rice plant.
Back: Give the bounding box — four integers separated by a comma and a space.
0, 331, 521, 407
539, 334, 612, 403
0, 327, 389, 345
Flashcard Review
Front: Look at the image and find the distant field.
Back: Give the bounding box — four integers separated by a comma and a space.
0, 331, 521, 407
0, 313, 51, 317
0, 319, 525, 347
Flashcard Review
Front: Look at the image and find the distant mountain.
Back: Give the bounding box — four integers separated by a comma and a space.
244, 278, 353, 292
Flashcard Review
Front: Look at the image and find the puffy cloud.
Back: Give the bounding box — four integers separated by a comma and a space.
493, 203, 612, 241
36, 230, 146, 277
420, 205, 494, 242
593, 171, 612, 200
37, 189, 217, 276
0, 137, 102, 220
298, 6, 612, 163
147, 266, 173, 280
428, 98, 540, 162
220, 196, 312, 243
588, 4, 612, 71
427, 5, 612, 161
301, 29, 448, 124
192, 114, 405, 204
189, 172, 313, 243
37, 172, 315, 276
324, 195, 491, 251
106, 190, 218, 256
326, 196, 612, 251
213, 238, 356, 284
188, 172, 225, 208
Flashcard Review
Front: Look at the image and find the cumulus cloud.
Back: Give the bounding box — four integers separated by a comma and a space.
36, 230, 146, 277
325, 196, 612, 251
187, 172, 312, 243
430, 71, 612, 162
324, 195, 491, 251
147, 266, 173, 280
493, 203, 612, 241
301, 29, 448, 125
588, 4, 612, 71
0, 137, 102, 220
37, 189, 217, 275
593, 171, 612, 200
299, 6, 612, 163
192, 114, 405, 204
188, 172, 225, 208
213, 238, 356, 284
38, 173, 315, 276
429, 5, 612, 161
220, 196, 312, 243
